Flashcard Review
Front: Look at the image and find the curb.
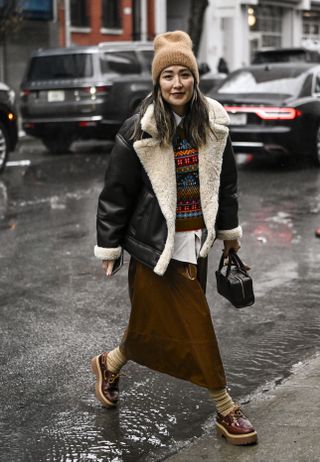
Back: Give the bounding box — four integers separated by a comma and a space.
166, 354, 320, 462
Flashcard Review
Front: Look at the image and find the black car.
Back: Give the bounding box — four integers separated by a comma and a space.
209, 63, 320, 166
0, 82, 18, 173
20, 42, 223, 154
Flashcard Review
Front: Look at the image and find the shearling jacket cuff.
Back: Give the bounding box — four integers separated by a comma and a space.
216, 225, 243, 241
94, 245, 122, 260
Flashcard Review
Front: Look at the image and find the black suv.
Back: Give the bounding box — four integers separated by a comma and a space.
0, 82, 18, 173
20, 42, 222, 153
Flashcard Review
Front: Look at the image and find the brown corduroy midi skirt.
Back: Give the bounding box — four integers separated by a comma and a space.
120, 258, 227, 389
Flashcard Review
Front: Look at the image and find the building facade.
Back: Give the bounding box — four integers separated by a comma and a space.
1, 0, 320, 106
162, 0, 320, 73
201, 0, 320, 73
58, 0, 156, 46
0, 0, 58, 98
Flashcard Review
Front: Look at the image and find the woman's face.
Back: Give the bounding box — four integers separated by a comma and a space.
159, 65, 195, 115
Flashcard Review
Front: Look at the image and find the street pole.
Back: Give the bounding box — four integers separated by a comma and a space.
64, 0, 71, 47
141, 0, 147, 41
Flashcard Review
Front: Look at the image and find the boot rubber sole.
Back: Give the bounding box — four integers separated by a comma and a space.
91, 355, 117, 408
216, 422, 258, 445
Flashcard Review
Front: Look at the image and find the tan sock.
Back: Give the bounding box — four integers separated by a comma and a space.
107, 346, 127, 373
209, 388, 236, 416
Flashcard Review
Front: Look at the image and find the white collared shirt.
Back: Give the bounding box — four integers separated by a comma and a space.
172, 229, 203, 264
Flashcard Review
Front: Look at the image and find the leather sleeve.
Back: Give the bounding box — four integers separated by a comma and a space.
95, 121, 142, 259
216, 136, 242, 240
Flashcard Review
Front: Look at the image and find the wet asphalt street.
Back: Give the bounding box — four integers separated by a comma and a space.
1, 139, 320, 462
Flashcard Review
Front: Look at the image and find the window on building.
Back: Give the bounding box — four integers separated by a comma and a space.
102, 0, 121, 29
249, 5, 283, 49
71, 0, 89, 28
302, 11, 320, 46
100, 52, 141, 74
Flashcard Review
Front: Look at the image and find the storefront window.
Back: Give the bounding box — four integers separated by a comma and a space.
248, 5, 283, 49
302, 11, 320, 45
0, 0, 53, 21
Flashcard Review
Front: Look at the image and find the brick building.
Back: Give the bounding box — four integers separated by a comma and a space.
58, 0, 157, 46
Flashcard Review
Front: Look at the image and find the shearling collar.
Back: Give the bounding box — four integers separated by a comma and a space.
133, 97, 230, 276
140, 97, 230, 139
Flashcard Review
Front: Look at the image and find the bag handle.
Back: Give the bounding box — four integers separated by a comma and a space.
218, 250, 248, 277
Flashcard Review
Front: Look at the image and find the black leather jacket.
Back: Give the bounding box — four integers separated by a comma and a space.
95, 101, 240, 276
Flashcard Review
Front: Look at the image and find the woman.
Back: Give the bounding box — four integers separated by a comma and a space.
91, 31, 257, 446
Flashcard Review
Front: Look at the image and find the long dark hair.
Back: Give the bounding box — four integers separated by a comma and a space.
132, 82, 212, 147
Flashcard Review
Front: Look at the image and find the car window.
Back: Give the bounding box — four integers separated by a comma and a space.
140, 50, 154, 71
217, 68, 307, 97
254, 51, 307, 64
27, 54, 93, 80
299, 73, 313, 97
314, 74, 320, 93
100, 51, 141, 74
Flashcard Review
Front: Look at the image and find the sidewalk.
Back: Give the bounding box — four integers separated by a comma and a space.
167, 354, 320, 462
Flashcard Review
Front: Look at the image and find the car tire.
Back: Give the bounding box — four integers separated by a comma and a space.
0, 121, 9, 174
42, 136, 72, 154
313, 124, 320, 167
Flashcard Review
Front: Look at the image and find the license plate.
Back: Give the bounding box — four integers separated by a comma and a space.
48, 90, 65, 102
228, 113, 247, 125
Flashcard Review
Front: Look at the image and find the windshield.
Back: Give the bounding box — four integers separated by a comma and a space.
253, 50, 320, 64
217, 68, 307, 97
27, 54, 93, 80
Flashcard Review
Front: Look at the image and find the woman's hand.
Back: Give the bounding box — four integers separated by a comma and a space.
223, 239, 251, 270
102, 260, 114, 277
223, 239, 241, 257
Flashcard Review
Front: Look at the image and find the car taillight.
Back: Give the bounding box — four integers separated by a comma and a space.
79, 85, 109, 96
79, 121, 97, 127
224, 106, 302, 120
95, 86, 109, 94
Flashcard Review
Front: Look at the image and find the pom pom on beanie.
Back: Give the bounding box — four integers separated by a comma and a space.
151, 30, 199, 84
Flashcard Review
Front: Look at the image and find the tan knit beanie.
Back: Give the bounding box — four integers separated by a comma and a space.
151, 30, 199, 84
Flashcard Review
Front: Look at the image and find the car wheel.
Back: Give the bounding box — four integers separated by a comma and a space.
42, 136, 72, 154
0, 121, 9, 174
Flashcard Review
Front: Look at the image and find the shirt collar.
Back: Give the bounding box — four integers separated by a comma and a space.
173, 112, 184, 127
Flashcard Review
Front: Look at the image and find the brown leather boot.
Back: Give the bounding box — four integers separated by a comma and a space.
216, 405, 257, 445
91, 352, 120, 408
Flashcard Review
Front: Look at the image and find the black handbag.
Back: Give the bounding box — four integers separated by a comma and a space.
215, 250, 255, 308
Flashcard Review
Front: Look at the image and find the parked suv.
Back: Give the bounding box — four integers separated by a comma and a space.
20, 42, 154, 153
20, 42, 223, 153
0, 82, 18, 173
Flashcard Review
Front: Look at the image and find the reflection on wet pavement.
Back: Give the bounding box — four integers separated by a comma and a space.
1, 149, 320, 461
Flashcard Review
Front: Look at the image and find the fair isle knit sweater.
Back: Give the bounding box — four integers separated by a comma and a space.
173, 123, 205, 232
